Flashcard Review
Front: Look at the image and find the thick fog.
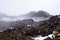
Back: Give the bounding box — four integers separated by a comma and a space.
0, 0, 60, 16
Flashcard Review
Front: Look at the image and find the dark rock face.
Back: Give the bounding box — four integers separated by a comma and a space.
44, 37, 53, 40
49, 15, 60, 23
12, 19, 39, 29
38, 15, 60, 36
21, 19, 34, 25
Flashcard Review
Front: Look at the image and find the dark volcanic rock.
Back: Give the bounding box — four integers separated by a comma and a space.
12, 19, 39, 29
0, 29, 34, 40
44, 37, 53, 40
38, 15, 60, 36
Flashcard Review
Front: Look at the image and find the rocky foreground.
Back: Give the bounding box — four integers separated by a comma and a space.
0, 15, 60, 40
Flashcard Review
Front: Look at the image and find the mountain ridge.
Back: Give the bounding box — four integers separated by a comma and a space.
20, 10, 51, 18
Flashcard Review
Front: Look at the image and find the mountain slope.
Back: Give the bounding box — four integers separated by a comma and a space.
20, 10, 52, 21
20, 10, 51, 17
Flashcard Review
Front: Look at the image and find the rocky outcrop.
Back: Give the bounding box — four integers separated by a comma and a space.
38, 15, 60, 36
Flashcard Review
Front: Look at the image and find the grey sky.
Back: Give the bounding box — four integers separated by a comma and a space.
0, 0, 60, 16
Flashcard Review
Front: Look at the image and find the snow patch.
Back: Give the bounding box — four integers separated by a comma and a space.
32, 34, 54, 40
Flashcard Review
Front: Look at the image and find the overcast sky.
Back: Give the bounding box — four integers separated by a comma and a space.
0, 0, 60, 16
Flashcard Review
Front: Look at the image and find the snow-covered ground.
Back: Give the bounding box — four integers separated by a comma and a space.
32, 34, 54, 40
